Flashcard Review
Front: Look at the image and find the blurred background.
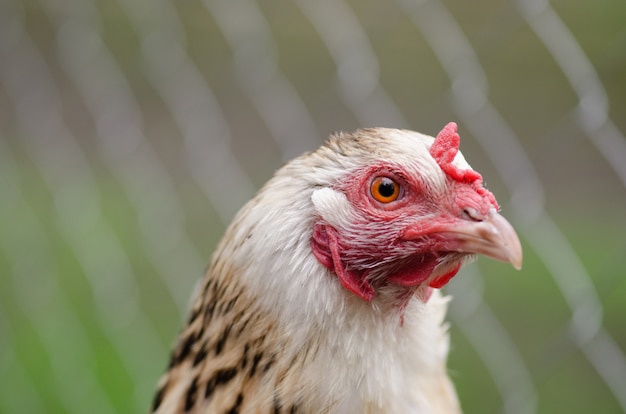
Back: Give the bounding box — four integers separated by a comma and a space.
1, 0, 625, 413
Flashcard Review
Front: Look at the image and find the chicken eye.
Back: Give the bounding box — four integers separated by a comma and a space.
370, 176, 401, 203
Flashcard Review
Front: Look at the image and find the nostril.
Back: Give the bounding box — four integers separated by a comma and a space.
462, 207, 483, 222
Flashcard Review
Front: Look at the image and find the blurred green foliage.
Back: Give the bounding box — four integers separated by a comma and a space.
2, 0, 626, 413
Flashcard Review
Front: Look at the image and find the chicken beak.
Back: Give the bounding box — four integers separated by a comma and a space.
404, 211, 523, 270
451, 212, 523, 270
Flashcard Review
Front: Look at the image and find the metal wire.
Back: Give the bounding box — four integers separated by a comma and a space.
1, 0, 624, 412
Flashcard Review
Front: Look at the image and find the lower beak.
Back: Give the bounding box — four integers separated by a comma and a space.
404, 212, 523, 270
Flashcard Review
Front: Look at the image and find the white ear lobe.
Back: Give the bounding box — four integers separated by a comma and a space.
311, 187, 355, 228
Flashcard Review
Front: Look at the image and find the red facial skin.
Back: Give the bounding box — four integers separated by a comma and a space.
311, 123, 501, 302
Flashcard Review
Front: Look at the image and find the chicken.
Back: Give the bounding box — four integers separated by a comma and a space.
151, 122, 522, 413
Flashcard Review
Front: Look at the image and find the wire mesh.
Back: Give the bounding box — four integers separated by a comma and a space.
1, 0, 625, 413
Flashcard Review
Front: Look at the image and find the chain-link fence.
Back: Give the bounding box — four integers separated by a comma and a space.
1, 0, 625, 413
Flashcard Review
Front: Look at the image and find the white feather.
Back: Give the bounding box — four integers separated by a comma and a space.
155, 126, 476, 414
212, 128, 464, 412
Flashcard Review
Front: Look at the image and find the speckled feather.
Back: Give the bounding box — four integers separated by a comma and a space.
151, 127, 474, 414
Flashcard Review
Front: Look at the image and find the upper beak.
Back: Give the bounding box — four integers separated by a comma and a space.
403, 211, 523, 270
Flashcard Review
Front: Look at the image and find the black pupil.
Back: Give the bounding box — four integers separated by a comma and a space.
378, 179, 396, 198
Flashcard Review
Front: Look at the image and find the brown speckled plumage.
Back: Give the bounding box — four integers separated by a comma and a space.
153, 266, 311, 413
151, 124, 521, 413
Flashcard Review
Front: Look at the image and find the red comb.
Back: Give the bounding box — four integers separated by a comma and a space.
430, 122, 481, 183
430, 122, 498, 208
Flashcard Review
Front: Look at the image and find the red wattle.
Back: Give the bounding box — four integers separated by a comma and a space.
387, 255, 438, 286
323, 225, 375, 302
428, 263, 461, 288
311, 223, 333, 269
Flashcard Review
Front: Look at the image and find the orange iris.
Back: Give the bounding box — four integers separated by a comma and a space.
370, 176, 401, 203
